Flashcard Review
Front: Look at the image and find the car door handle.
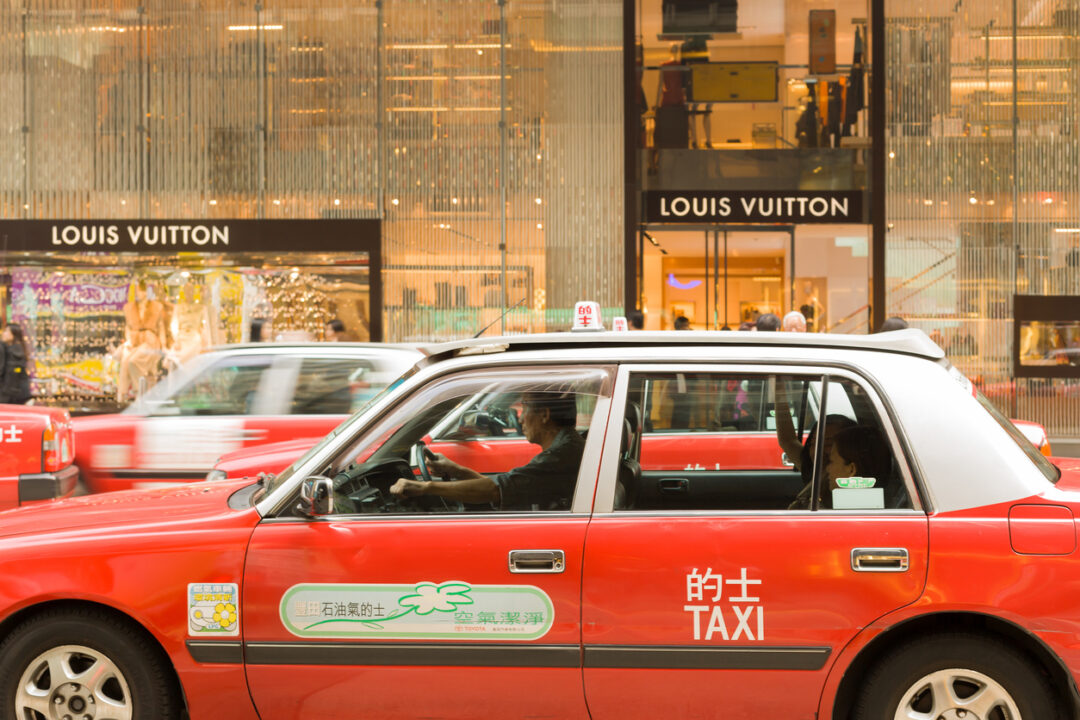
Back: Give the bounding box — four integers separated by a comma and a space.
851, 547, 909, 572
508, 550, 565, 574
659, 478, 689, 494
240, 429, 267, 441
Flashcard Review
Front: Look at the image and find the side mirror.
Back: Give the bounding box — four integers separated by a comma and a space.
299, 476, 335, 517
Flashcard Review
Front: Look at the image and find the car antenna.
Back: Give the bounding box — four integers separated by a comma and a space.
474, 297, 527, 338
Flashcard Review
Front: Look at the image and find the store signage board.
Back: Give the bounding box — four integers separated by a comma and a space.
0, 219, 381, 254
644, 190, 866, 224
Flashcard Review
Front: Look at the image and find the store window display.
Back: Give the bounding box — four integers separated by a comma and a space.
118, 280, 168, 402
0, 256, 372, 412
166, 274, 217, 369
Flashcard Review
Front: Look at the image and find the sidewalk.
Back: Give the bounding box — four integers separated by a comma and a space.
1051, 438, 1080, 459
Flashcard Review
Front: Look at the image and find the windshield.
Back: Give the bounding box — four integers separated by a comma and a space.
976, 392, 1060, 484
258, 371, 416, 497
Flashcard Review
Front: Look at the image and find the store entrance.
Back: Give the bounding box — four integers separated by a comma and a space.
638, 225, 801, 330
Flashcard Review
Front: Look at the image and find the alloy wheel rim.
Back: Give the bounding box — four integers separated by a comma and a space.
15, 644, 132, 720
893, 667, 1021, 720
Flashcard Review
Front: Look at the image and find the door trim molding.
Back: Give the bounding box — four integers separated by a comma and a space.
584, 644, 831, 670
190, 640, 830, 671
242, 642, 581, 667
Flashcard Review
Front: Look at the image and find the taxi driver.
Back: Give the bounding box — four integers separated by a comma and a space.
390, 391, 583, 511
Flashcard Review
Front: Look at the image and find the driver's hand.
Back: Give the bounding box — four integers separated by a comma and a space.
426, 452, 457, 477
390, 478, 429, 497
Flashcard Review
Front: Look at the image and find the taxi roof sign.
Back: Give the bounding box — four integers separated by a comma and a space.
612, 317, 629, 332
572, 301, 604, 332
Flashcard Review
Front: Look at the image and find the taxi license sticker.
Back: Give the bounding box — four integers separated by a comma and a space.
835, 476, 876, 489
280, 581, 554, 640
187, 583, 239, 637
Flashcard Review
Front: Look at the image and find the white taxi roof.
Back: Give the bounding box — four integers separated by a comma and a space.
422, 329, 945, 362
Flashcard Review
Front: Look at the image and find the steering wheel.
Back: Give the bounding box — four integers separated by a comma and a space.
409, 441, 464, 513
411, 441, 436, 483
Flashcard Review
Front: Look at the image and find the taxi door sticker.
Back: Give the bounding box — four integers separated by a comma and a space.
280, 581, 554, 640
188, 583, 239, 637
684, 567, 765, 641
0, 425, 23, 443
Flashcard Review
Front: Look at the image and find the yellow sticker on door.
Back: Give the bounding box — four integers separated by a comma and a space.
188, 583, 239, 637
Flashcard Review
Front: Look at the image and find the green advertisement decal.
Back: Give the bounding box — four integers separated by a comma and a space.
280, 581, 554, 640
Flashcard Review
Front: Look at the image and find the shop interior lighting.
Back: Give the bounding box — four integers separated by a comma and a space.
1054, 228, 1080, 233
227, 24, 284, 31
969, 197, 978, 204
979, 32, 1074, 40
388, 43, 511, 50
534, 198, 542, 204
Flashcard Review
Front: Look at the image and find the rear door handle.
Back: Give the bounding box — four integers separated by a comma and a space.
508, 550, 565, 574
851, 547, 909, 572
659, 477, 689, 494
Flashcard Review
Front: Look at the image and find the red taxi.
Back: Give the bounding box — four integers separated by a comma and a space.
0, 404, 77, 509
1, 330, 1078, 720
73, 343, 421, 493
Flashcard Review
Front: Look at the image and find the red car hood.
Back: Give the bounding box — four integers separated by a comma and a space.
0, 479, 256, 538
215, 437, 320, 478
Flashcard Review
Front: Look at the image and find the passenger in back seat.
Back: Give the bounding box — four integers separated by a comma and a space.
785, 414, 857, 510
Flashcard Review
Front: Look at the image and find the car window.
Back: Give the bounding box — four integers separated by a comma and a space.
149, 355, 273, 416
976, 391, 1060, 484
307, 366, 613, 515
616, 371, 911, 512
290, 357, 375, 415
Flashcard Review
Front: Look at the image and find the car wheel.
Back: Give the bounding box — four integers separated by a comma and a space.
853, 633, 1057, 720
0, 607, 181, 720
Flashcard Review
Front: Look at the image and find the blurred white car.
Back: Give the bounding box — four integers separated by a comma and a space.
72, 343, 422, 493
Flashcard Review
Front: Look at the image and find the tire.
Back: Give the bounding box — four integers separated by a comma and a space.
852, 633, 1057, 720
0, 607, 181, 720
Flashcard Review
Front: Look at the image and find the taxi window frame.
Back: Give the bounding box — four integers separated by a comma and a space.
593, 362, 925, 515
261, 363, 616, 521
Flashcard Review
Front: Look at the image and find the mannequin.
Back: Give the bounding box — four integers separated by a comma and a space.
170, 278, 214, 367
117, 279, 166, 402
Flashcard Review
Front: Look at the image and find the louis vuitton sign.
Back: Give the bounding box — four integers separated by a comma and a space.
645, 190, 866, 224
0, 219, 381, 253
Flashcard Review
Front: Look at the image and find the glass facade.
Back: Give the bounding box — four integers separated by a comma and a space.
0, 0, 1076, 437
0, 0, 624, 408
632, 0, 874, 332
884, 0, 1080, 436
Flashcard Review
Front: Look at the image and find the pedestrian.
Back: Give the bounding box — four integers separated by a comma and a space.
673, 315, 691, 330
0, 324, 32, 404
755, 313, 781, 332
878, 316, 908, 332
325, 318, 346, 341
250, 318, 273, 343
628, 310, 645, 330
738, 321, 755, 331
782, 311, 807, 332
